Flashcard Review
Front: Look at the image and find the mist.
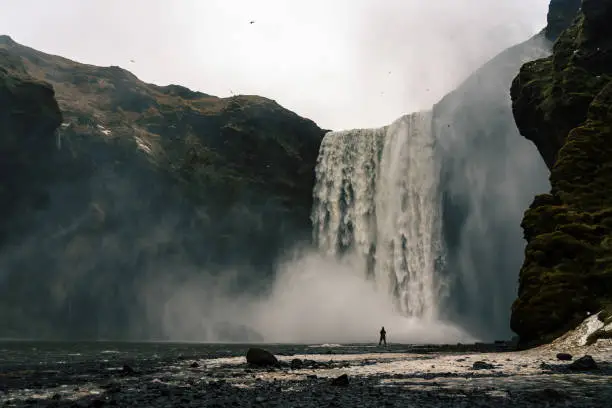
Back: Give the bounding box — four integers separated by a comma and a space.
142, 248, 475, 344
0, 136, 311, 340
433, 34, 552, 339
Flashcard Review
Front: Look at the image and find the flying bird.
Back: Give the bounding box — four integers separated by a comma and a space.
249, 20, 255, 24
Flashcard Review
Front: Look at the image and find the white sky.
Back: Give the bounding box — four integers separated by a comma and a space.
0, 0, 550, 130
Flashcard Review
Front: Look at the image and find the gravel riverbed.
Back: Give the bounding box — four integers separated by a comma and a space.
1, 339, 610, 408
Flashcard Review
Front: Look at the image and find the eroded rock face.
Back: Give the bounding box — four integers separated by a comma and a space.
510, 0, 612, 347
545, 0, 582, 41
0, 37, 325, 340
0, 50, 62, 244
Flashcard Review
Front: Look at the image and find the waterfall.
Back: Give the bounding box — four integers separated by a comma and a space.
311, 112, 444, 319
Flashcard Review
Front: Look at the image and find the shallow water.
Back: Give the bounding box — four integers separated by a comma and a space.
0, 340, 512, 368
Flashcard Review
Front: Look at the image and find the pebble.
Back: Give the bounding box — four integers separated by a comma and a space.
556, 353, 573, 361
330, 374, 349, 387
472, 361, 495, 370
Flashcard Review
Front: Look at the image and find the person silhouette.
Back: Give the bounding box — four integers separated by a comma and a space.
379, 326, 387, 346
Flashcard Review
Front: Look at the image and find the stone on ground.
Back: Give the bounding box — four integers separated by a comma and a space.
246, 347, 278, 367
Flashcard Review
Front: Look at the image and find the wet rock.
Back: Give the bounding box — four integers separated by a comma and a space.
568, 355, 598, 371
101, 382, 121, 393
190, 361, 200, 368
121, 364, 135, 374
89, 399, 105, 408
246, 347, 279, 367
556, 353, 573, 361
290, 358, 304, 369
526, 388, 568, 402
331, 374, 349, 387
471, 361, 494, 370
303, 359, 316, 367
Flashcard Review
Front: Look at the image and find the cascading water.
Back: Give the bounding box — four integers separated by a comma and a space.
311, 112, 445, 320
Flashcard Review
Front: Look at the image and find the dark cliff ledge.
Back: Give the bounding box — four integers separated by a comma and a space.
0, 49, 62, 243
510, 0, 612, 347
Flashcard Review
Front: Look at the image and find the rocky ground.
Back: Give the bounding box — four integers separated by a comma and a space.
1, 314, 610, 407
1, 338, 610, 407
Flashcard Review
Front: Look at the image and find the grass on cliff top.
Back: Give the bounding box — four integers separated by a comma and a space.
1, 38, 283, 136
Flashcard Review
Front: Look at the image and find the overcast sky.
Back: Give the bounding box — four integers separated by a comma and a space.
1, 0, 550, 130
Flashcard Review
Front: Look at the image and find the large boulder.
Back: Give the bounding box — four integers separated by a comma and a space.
246, 348, 278, 367
568, 355, 598, 371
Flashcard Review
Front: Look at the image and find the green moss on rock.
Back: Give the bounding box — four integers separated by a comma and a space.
510, 1, 612, 347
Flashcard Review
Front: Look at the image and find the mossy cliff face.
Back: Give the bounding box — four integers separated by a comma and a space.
0, 48, 62, 243
510, 0, 612, 347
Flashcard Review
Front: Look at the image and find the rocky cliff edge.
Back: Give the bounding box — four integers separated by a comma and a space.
0, 48, 62, 244
510, 0, 612, 347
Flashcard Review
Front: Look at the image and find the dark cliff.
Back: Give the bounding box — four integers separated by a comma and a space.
510, 0, 612, 347
0, 48, 62, 244
545, 0, 582, 42
0, 36, 325, 340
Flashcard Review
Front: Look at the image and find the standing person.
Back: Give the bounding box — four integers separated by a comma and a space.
379, 326, 387, 346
